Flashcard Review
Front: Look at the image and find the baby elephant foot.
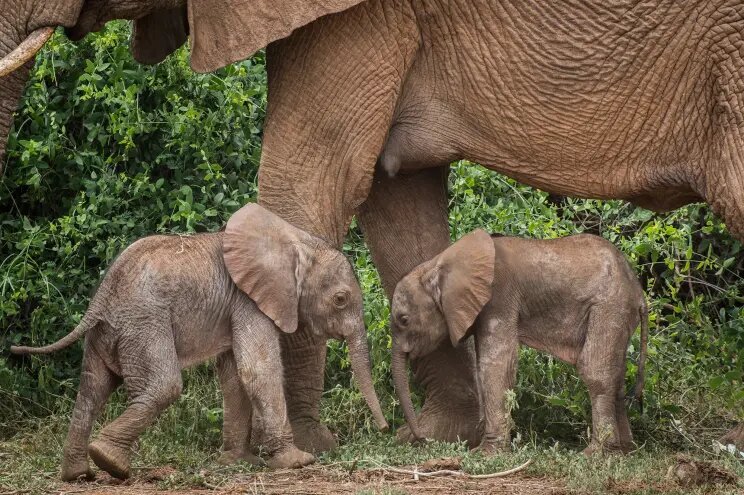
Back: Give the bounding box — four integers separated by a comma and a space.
266, 446, 315, 469
88, 438, 131, 479
217, 449, 265, 467
60, 459, 94, 482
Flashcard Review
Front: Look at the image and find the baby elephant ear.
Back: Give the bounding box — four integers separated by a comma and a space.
223, 203, 313, 333
426, 229, 495, 346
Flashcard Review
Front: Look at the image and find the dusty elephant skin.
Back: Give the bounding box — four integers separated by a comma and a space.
390, 229, 649, 454
1, 0, 744, 450
10, 203, 387, 481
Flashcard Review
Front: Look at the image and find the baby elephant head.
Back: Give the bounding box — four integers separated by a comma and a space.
390, 229, 495, 439
223, 203, 387, 431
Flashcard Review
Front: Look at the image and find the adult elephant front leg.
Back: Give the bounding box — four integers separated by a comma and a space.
702, 124, 744, 451
358, 167, 482, 446
257, 0, 420, 453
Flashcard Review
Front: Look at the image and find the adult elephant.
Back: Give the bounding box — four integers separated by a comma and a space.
1, 1, 743, 451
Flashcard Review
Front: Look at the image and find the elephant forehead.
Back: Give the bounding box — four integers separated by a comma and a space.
314, 251, 358, 287
392, 279, 420, 310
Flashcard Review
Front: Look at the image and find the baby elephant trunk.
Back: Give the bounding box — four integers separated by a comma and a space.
391, 348, 424, 440
346, 328, 389, 431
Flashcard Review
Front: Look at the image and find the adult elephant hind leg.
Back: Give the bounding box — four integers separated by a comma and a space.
61, 345, 119, 481
358, 167, 482, 447
703, 129, 744, 451
89, 329, 182, 479
215, 351, 263, 466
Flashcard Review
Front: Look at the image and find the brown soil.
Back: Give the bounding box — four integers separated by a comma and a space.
55, 465, 571, 495
45, 455, 744, 495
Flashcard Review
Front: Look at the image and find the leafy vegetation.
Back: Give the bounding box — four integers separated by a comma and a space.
0, 22, 742, 494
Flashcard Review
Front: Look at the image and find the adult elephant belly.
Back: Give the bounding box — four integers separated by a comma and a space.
385, 0, 716, 214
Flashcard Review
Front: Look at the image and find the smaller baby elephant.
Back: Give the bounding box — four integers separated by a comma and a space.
390, 229, 648, 454
11, 203, 388, 481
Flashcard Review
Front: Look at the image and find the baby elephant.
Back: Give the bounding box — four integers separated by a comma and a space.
390, 229, 648, 454
11, 203, 387, 481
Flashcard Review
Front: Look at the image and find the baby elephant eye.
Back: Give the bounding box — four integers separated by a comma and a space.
398, 314, 410, 327
333, 291, 349, 308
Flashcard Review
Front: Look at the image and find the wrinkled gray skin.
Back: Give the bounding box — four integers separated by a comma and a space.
10, 204, 387, 481
391, 230, 649, 454
1, 0, 743, 450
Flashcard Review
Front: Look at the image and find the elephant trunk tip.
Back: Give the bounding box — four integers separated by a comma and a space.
407, 421, 426, 442
345, 328, 389, 434
375, 416, 389, 432
391, 347, 426, 442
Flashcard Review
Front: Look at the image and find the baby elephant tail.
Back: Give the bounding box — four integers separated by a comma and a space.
10, 313, 97, 355
631, 301, 649, 413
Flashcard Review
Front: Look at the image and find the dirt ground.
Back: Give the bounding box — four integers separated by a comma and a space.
42, 455, 744, 494
53, 465, 570, 495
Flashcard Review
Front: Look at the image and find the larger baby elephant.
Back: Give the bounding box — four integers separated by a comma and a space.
10, 203, 387, 481
391, 229, 648, 454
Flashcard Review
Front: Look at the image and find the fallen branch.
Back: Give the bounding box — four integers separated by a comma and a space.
367, 458, 533, 480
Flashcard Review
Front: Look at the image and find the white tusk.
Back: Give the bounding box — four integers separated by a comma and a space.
0, 27, 55, 77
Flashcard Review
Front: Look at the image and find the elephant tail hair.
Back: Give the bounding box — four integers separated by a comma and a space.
10, 312, 98, 355
631, 300, 649, 413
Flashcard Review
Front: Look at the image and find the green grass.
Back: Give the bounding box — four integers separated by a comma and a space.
1, 372, 741, 495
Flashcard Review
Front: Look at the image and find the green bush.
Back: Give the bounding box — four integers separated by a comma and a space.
1, 23, 741, 449
1, 23, 264, 424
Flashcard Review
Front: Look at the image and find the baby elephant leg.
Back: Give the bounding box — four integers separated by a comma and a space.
615, 384, 634, 452
216, 351, 263, 466
231, 304, 314, 469
474, 320, 519, 453
578, 308, 628, 455
89, 326, 182, 479
61, 346, 118, 481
